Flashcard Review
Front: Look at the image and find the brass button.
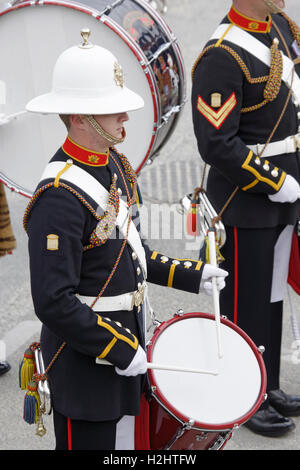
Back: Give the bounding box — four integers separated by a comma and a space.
184, 261, 192, 269
263, 163, 270, 171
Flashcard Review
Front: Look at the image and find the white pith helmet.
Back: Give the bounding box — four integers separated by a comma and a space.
26, 29, 144, 115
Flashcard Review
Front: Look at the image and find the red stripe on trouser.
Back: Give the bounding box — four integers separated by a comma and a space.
233, 226, 238, 325
67, 417, 72, 450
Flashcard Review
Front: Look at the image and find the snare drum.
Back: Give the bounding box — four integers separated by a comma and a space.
0, 0, 185, 197
147, 312, 267, 450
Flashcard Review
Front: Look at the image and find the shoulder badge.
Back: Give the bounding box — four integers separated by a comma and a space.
47, 234, 59, 251
197, 92, 237, 129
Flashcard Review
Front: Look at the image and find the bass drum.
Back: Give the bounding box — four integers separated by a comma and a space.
0, 0, 185, 197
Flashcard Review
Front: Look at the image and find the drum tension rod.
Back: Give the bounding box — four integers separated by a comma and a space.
99, 0, 125, 16
0, 110, 27, 126
158, 102, 186, 129
164, 419, 195, 450
148, 36, 177, 64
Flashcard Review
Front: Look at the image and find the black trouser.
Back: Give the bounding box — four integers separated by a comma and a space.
218, 225, 289, 396
53, 409, 120, 450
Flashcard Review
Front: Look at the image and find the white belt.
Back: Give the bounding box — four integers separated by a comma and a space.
76, 282, 147, 312
247, 134, 300, 158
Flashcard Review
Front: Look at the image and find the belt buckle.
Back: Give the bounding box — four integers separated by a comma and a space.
131, 283, 145, 310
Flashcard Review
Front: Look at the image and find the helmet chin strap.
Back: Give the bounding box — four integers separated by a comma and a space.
86, 115, 126, 146
263, 0, 284, 14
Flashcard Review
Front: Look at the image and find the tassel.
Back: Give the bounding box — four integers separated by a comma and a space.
186, 194, 200, 236
23, 380, 41, 425
136, 185, 143, 207
19, 348, 35, 390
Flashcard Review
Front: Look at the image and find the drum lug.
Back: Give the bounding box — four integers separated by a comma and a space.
173, 308, 184, 317
258, 345, 265, 354
195, 432, 209, 442
163, 419, 195, 450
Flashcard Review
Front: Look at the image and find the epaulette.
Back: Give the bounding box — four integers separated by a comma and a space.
191, 24, 283, 113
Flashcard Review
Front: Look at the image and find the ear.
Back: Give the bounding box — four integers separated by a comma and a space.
69, 114, 87, 130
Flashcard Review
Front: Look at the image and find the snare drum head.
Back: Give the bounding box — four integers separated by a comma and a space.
0, 0, 184, 196
148, 313, 266, 430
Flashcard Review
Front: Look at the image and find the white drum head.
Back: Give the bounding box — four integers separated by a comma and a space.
0, 2, 154, 196
149, 315, 264, 428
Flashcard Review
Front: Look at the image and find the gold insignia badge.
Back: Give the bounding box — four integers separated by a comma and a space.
197, 92, 237, 129
211, 92, 222, 108
47, 234, 59, 251
88, 155, 100, 164
114, 62, 124, 88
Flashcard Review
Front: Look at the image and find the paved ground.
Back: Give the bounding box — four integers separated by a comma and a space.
0, 0, 299, 453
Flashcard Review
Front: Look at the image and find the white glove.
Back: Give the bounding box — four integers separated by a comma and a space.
268, 175, 300, 204
200, 264, 228, 296
115, 345, 147, 377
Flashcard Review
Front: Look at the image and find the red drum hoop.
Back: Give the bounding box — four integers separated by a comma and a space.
147, 312, 267, 450
0, 0, 185, 197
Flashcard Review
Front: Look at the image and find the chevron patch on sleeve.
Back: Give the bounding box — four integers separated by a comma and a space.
196, 92, 237, 129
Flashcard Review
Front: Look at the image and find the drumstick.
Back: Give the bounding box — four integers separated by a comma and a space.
207, 229, 223, 359
96, 358, 219, 375
146, 362, 219, 375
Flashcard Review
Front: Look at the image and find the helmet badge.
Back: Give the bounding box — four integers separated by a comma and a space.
114, 62, 124, 88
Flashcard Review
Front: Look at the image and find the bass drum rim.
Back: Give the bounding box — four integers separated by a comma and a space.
147, 312, 267, 432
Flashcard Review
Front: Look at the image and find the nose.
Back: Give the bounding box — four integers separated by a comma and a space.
119, 112, 129, 122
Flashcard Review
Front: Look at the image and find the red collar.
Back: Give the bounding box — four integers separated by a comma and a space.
62, 136, 109, 166
228, 6, 272, 33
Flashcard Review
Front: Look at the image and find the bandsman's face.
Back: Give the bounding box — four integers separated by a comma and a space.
94, 112, 129, 140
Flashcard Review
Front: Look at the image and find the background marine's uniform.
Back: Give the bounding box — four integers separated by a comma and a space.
192, 8, 300, 401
